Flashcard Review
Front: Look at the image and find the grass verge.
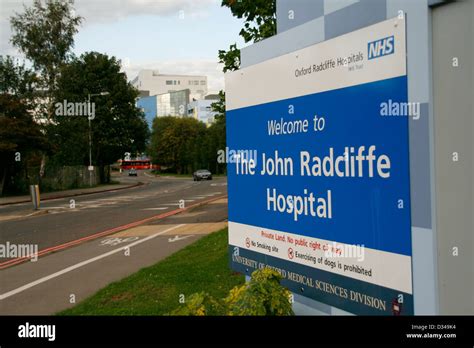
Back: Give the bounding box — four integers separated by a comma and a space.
58, 228, 243, 315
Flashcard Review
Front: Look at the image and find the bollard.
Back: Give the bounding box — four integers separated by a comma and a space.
29, 184, 40, 210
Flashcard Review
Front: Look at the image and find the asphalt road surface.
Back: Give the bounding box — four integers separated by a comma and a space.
0, 171, 229, 314
0, 171, 227, 256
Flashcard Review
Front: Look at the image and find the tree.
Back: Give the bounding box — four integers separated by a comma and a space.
10, 0, 83, 110
218, 44, 241, 73
149, 117, 207, 174
208, 91, 227, 174
149, 116, 179, 169
53, 52, 149, 183
218, 0, 276, 73
0, 57, 47, 195
223, 0, 276, 44
10, 0, 83, 178
213, 2, 277, 173
210, 90, 226, 117
0, 56, 38, 106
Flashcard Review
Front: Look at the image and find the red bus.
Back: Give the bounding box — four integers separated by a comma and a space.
120, 159, 159, 170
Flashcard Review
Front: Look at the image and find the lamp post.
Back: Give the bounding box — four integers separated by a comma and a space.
88, 92, 109, 186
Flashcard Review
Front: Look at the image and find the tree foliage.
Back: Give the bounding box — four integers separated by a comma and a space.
9, 0, 83, 184
149, 116, 209, 174
222, 0, 276, 44
218, 0, 276, 73
53, 52, 149, 182
212, 1, 277, 169
218, 44, 240, 73
0, 57, 48, 194
0, 56, 38, 104
10, 0, 83, 106
210, 90, 226, 117
208, 92, 227, 174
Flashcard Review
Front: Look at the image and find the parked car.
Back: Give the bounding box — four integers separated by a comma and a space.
128, 168, 138, 176
193, 169, 212, 181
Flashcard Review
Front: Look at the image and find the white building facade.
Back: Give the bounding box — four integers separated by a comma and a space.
131, 69, 208, 101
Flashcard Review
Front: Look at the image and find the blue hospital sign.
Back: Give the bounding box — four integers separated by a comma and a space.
225, 18, 414, 315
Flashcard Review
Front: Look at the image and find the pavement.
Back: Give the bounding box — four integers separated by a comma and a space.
0, 174, 141, 222
0, 179, 140, 206
0, 171, 229, 314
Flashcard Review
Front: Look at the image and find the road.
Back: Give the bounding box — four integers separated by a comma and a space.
0, 171, 228, 314
0, 171, 226, 257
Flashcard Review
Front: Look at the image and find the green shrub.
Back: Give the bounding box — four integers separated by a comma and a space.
170, 292, 224, 316
170, 268, 294, 316
224, 267, 294, 316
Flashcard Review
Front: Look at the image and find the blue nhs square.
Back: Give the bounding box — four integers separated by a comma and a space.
368, 36, 395, 60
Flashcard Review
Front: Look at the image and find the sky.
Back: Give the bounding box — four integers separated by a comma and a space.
0, 0, 246, 93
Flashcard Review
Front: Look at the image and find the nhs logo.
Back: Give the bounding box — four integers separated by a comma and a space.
368, 36, 395, 60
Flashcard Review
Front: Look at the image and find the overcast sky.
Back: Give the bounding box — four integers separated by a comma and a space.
0, 0, 246, 93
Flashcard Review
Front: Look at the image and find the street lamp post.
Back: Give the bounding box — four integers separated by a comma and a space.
88, 92, 109, 186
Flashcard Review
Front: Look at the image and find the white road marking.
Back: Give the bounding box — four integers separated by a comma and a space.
0, 224, 185, 301
100, 236, 140, 246
168, 235, 194, 243
41, 193, 169, 215
142, 207, 168, 211
93, 198, 124, 201
88, 201, 119, 205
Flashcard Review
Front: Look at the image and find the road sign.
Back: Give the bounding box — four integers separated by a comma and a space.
226, 17, 413, 315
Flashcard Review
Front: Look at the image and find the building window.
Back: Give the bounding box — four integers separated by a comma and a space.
194, 80, 199, 85
178, 81, 180, 85
200, 81, 206, 85
166, 80, 173, 85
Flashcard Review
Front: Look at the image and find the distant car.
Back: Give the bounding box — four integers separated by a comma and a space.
193, 169, 212, 181
128, 168, 138, 176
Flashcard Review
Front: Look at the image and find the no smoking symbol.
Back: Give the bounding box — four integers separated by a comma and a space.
288, 248, 294, 259
245, 238, 251, 248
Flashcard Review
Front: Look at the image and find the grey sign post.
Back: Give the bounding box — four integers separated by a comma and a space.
29, 184, 40, 210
